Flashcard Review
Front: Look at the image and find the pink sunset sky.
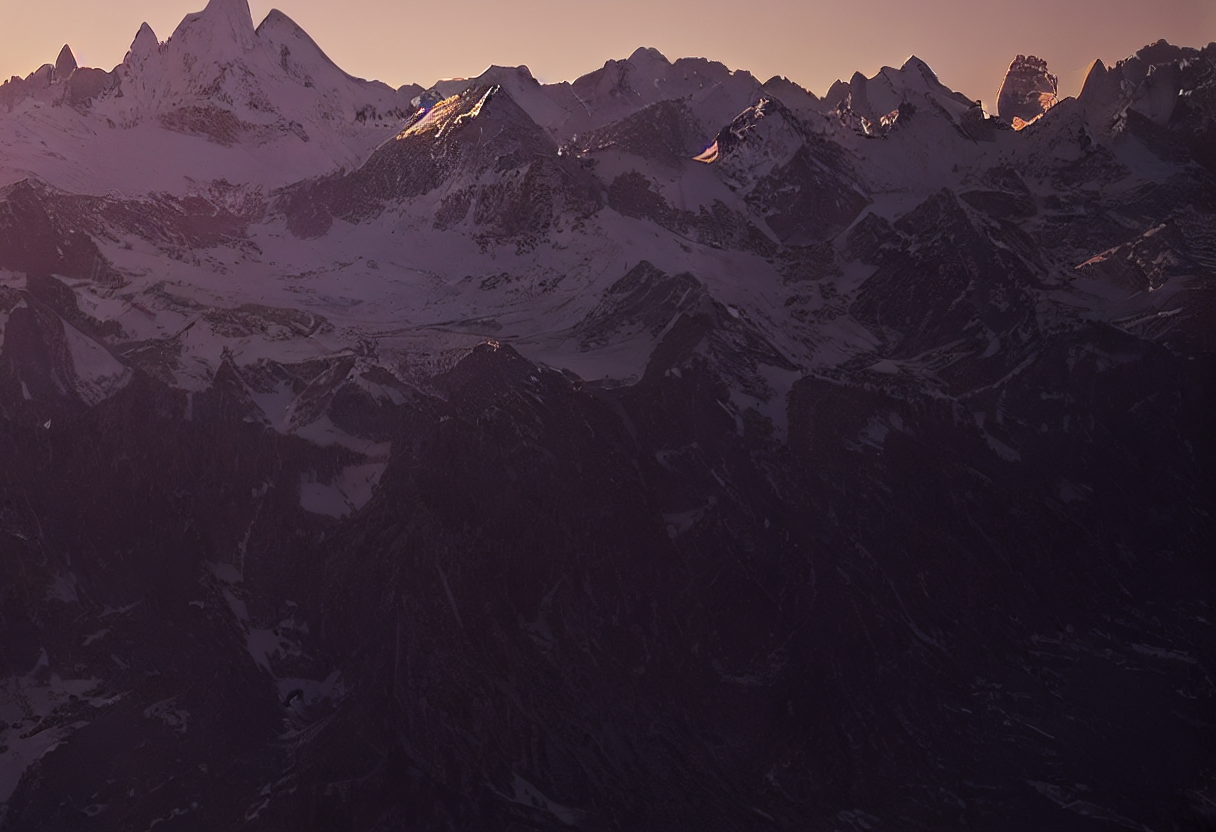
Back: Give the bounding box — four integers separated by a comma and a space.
3, 0, 1214, 107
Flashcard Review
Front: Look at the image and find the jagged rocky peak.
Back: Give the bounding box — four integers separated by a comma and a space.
1072, 40, 1215, 139
837, 56, 956, 117
996, 54, 1057, 128
55, 45, 77, 77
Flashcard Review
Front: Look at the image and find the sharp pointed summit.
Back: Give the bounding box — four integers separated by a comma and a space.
1076, 57, 1111, 107
899, 55, 948, 92
54, 45, 77, 77
125, 22, 159, 66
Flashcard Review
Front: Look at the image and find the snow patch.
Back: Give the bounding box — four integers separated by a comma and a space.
490, 773, 581, 826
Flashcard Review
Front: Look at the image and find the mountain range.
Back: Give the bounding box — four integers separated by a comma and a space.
0, 1, 1213, 829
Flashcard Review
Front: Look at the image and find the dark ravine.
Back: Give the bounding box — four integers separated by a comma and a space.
0, 7, 1213, 830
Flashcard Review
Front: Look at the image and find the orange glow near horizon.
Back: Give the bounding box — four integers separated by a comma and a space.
1, 0, 1213, 109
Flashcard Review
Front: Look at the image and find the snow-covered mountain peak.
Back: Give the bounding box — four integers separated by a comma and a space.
255, 7, 298, 32
879, 56, 964, 104
694, 95, 823, 194
570, 47, 765, 139
829, 55, 977, 139
0, 0, 422, 195
254, 6, 381, 90
125, 22, 160, 67
170, 0, 257, 55
483, 64, 537, 85
628, 46, 671, 68
899, 55, 939, 85
1067, 40, 1214, 132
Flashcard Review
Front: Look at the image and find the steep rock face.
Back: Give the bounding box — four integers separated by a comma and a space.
576, 98, 707, 168
996, 54, 1057, 128
761, 74, 821, 117
0, 43, 109, 114
1068, 40, 1216, 172
436, 64, 593, 141
279, 84, 602, 241
699, 97, 868, 243
53, 46, 77, 78
0, 181, 117, 283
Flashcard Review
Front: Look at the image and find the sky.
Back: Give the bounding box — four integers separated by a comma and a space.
2, 0, 1213, 107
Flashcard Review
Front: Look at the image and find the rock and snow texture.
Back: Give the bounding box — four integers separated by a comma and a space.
0, 34, 1211, 410
0, 0, 420, 194
996, 54, 1058, 127
0, 12, 1213, 830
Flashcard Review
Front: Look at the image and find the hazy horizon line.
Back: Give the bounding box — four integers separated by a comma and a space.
3, 0, 1214, 107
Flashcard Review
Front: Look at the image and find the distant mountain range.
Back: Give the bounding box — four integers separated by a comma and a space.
0, 1, 1212, 829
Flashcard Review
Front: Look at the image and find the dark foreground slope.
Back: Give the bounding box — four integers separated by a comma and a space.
0, 324, 1211, 830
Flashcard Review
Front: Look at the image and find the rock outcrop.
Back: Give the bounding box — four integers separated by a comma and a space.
53, 45, 76, 77
997, 54, 1058, 127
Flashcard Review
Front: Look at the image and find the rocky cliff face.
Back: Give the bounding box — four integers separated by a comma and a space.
0, 11, 1213, 831
996, 54, 1058, 128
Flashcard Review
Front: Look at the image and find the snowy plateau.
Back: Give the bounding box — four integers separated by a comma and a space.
0, 0, 1213, 829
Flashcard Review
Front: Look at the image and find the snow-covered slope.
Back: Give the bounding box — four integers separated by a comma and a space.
2, 28, 1211, 426
0, 0, 419, 195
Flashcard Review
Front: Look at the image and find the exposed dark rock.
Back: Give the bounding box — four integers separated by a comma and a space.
996, 54, 1058, 127
53, 45, 76, 78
